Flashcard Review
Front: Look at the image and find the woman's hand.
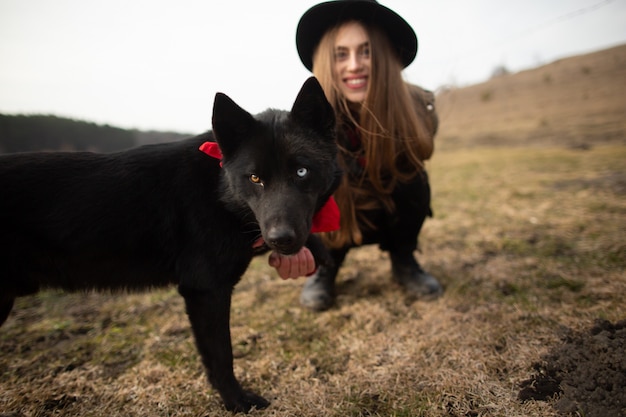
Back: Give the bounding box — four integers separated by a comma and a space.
268, 247, 316, 279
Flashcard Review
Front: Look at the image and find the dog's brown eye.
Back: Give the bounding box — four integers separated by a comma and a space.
296, 167, 308, 178
249, 174, 263, 186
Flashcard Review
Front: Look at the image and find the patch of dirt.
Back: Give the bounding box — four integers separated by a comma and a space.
519, 319, 626, 417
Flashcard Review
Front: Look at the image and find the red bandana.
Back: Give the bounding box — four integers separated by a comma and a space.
199, 141, 340, 233
199, 141, 223, 166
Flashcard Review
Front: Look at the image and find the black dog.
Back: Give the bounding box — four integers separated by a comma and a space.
0, 77, 340, 412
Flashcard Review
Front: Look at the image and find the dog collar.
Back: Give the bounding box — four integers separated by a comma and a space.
199, 141, 339, 233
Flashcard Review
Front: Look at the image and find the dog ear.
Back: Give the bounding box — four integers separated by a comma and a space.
212, 92, 256, 158
290, 77, 336, 139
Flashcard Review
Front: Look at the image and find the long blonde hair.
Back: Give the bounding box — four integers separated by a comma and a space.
312, 21, 436, 247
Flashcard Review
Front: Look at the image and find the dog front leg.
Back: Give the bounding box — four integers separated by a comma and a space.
179, 286, 270, 413
306, 234, 334, 270
0, 295, 15, 326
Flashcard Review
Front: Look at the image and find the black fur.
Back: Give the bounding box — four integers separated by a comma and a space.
0, 77, 340, 413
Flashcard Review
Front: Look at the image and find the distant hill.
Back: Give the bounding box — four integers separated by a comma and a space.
435, 44, 626, 149
0, 114, 191, 154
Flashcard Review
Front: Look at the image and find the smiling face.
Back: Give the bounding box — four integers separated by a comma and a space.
333, 21, 371, 104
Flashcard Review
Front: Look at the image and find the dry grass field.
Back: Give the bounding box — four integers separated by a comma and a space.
1, 45, 625, 417
435, 44, 626, 149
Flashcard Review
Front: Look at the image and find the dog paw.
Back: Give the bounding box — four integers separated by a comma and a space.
223, 390, 270, 413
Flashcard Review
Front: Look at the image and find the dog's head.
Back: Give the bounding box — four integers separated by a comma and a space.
212, 77, 341, 255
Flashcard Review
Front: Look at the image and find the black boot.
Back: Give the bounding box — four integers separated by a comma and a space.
300, 265, 337, 311
390, 253, 442, 300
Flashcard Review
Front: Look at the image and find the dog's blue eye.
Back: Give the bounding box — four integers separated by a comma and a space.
296, 167, 308, 178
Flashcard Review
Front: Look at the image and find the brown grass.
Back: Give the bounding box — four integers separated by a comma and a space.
436, 44, 626, 149
1, 45, 625, 417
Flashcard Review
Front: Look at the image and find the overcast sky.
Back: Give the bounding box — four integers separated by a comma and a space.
1, 0, 625, 134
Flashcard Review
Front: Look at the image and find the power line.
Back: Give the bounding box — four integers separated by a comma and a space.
518, 0, 619, 37
435, 0, 622, 89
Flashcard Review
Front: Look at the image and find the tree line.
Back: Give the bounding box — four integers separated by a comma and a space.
0, 114, 190, 154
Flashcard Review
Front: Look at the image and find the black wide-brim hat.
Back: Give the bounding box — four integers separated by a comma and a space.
296, 0, 418, 71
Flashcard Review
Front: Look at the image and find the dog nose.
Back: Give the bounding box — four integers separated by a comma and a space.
266, 226, 297, 253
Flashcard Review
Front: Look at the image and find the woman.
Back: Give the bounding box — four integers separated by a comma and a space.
271, 0, 442, 311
